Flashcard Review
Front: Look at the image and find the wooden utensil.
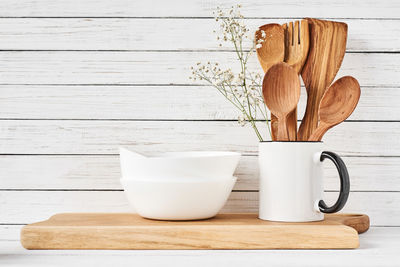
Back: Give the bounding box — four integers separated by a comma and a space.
255, 24, 285, 141
298, 18, 348, 141
255, 24, 285, 73
308, 76, 360, 141
282, 20, 310, 75
282, 19, 310, 140
262, 62, 300, 141
21, 213, 369, 250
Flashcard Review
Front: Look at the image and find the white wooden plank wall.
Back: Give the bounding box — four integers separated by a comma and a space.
0, 0, 399, 229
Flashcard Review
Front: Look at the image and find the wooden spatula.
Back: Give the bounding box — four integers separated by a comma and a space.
282, 19, 310, 140
298, 18, 348, 141
308, 76, 360, 141
262, 63, 301, 141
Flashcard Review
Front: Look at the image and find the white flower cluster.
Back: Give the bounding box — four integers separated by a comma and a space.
188, 5, 271, 141
189, 63, 264, 109
213, 5, 248, 48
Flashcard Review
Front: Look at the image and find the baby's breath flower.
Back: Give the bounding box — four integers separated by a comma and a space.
188, 5, 271, 141
238, 114, 247, 126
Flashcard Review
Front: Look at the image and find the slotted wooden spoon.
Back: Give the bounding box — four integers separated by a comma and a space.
298, 18, 348, 141
308, 76, 360, 141
282, 19, 309, 140
262, 63, 301, 141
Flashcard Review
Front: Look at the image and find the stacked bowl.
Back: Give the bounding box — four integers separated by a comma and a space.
119, 147, 241, 220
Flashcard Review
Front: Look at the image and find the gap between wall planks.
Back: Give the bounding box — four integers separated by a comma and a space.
0, 0, 399, 229
0, 85, 399, 120
0, 19, 398, 51
0, 120, 398, 156
0, 52, 398, 86
1, 155, 399, 191
0, 0, 398, 18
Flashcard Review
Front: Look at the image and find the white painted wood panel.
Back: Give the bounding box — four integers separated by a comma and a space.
1, 156, 399, 192
0, 226, 20, 243
0, 0, 397, 249
0, 120, 398, 156
0, 85, 237, 120
0, 191, 398, 225
0, 19, 398, 52
0, 227, 399, 267
0, 52, 398, 87
0, 0, 398, 18
0, 85, 398, 120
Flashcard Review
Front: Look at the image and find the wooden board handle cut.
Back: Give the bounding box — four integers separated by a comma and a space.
326, 214, 370, 234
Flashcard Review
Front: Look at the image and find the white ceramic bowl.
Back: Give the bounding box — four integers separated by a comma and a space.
119, 147, 241, 180
120, 176, 237, 220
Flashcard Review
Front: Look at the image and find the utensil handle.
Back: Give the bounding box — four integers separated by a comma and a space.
286, 109, 297, 141
271, 111, 297, 141
297, 98, 316, 141
318, 151, 350, 213
308, 122, 329, 141
276, 118, 289, 141
270, 114, 278, 140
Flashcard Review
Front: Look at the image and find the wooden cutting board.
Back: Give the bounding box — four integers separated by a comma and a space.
21, 213, 369, 250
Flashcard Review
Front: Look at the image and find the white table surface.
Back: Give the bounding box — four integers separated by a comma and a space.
1, 227, 399, 267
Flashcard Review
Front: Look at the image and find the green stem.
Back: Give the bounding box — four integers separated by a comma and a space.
224, 83, 263, 141
190, 14, 268, 142
198, 74, 242, 111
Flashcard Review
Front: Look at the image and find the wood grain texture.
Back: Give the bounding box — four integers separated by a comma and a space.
0, 120, 399, 156
0, 191, 397, 225
299, 19, 348, 141
0, 52, 399, 86
0, 19, 398, 51
1, 156, 399, 191
0, 0, 398, 18
255, 24, 285, 73
262, 62, 300, 141
309, 76, 361, 141
20, 213, 366, 249
282, 19, 309, 140
2, 228, 400, 267
282, 20, 309, 74
0, 85, 398, 120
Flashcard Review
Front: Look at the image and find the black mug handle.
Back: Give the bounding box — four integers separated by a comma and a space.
318, 151, 350, 213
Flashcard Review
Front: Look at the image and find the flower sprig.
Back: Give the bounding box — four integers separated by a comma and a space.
189, 5, 271, 141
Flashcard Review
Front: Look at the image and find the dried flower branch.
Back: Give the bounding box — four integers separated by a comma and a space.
189, 5, 271, 141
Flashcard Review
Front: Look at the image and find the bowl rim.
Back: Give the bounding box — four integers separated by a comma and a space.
120, 176, 237, 183
120, 148, 241, 159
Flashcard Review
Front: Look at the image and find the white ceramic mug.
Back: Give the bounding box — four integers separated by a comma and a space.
258, 142, 349, 222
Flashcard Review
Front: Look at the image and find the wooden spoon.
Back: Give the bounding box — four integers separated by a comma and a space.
282, 19, 310, 140
255, 24, 285, 141
262, 63, 301, 141
308, 76, 360, 141
298, 18, 348, 141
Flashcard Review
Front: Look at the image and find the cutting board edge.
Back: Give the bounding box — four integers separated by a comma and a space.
20, 220, 360, 250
